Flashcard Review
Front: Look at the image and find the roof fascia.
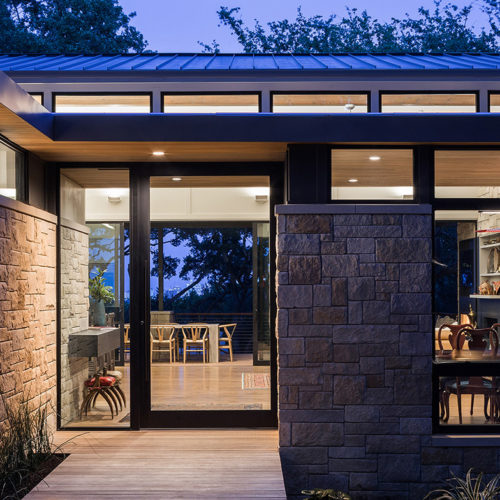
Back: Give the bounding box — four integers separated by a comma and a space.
52, 113, 500, 143
0, 71, 53, 138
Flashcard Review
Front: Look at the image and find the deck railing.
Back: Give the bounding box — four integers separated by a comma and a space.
174, 312, 253, 354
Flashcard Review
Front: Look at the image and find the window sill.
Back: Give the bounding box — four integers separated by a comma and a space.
432, 435, 500, 447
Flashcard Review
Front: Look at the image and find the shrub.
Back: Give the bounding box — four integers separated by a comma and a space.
424, 468, 500, 500
0, 397, 63, 499
302, 489, 352, 500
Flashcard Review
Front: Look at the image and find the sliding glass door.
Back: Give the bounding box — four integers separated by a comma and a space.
130, 165, 280, 428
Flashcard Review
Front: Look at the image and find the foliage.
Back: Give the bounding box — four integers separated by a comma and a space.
0, 0, 146, 53
0, 397, 57, 499
302, 489, 352, 500
150, 227, 255, 313
201, 1, 500, 53
424, 468, 500, 499
89, 267, 115, 304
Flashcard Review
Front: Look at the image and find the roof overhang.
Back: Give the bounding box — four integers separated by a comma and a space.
2, 71, 500, 163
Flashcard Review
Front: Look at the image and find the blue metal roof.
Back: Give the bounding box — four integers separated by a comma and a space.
2, 53, 500, 71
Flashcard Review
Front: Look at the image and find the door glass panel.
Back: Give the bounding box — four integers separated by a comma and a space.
149, 176, 271, 411
59, 168, 130, 427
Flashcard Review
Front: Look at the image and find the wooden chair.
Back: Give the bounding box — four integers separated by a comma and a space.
219, 323, 237, 362
442, 326, 499, 423
150, 325, 178, 363
436, 323, 468, 354
181, 324, 209, 363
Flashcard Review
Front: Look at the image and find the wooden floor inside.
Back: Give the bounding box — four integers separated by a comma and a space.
26, 429, 286, 499
442, 393, 498, 425
65, 354, 270, 428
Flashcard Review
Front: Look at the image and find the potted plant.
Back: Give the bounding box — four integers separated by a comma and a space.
89, 267, 114, 326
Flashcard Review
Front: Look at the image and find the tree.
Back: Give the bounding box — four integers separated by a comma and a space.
201, 1, 499, 53
0, 0, 147, 53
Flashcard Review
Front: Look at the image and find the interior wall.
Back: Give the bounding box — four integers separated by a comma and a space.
60, 174, 85, 224
85, 187, 269, 221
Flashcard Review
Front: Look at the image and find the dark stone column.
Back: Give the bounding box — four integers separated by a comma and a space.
276, 204, 435, 499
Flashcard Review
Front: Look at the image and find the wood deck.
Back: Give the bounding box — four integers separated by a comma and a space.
26, 429, 286, 499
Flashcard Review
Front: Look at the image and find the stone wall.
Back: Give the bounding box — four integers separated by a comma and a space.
276, 205, 499, 500
0, 197, 57, 429
60, 219, 89, 425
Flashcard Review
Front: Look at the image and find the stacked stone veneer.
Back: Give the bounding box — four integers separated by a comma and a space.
0, 198, 57, 429
60, 221, 89, 425
276, 205, 498, 500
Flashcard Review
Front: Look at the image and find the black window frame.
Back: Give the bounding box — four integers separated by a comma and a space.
0, 134, 27, 204
379, 91, 480, 114
271, 91, 371, 113
431, 145, 500, 433
161, 91, 262, 113
53, 92, 153, 113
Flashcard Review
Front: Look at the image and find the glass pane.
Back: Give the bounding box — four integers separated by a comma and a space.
54, 94, 150, 113
438, 375, 499, 426
30, 93, 43, 105
149, 176, 271, 411
163, 94, 259, 113
254, 222, 270, 363
59, 168, 130, 427
381, 93, 476, 113
489, 94, 500, 112
434, 211, 500, 363
331, 148, 413, 200
435, 150, 500, 198
272, 93, 368, 113
0, 141, 22, 199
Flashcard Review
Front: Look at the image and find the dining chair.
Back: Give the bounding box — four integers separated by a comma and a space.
219, 323, 237, 362
181, 324, 209, 363
442, 326, 499, 424
150, 324, 178, 363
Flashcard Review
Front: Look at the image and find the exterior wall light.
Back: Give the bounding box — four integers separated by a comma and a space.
348, 178, 358, 183
369, 156, 381, 161
108, 195, 121, 204
255, 194, 268, 203
172, 177, 182, 182
152, 151, 165, 156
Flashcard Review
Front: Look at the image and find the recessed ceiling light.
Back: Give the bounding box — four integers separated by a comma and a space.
172, 177, 182, 182
152, 151, 165, 156
369, 155, 381, 161
348, 178, 358, 183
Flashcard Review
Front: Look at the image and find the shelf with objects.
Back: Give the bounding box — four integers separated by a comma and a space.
473, 223, 500, 302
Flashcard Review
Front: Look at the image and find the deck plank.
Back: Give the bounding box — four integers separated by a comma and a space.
26, 429, 286, 499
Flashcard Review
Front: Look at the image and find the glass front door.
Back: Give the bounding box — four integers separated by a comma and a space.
137, 170, 279, 427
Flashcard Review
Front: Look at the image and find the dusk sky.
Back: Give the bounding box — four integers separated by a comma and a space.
118, 0, 488, 52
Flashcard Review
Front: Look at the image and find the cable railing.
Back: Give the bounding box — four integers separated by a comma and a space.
174, 312, 253, 354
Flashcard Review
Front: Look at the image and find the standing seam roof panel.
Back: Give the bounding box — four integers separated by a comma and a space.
3, 53, 500, 71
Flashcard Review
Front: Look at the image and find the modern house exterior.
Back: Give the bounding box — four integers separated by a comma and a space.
1, 53, 500, 499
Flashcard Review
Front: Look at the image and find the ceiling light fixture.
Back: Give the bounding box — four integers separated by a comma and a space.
152, 151, 165, 156
369, 156, 381, 161
348, 178, 358, 183
172, 177, 182, 182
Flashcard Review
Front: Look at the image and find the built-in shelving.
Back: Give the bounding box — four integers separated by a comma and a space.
480, 242, 500, 249
470, 294, 500, 299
